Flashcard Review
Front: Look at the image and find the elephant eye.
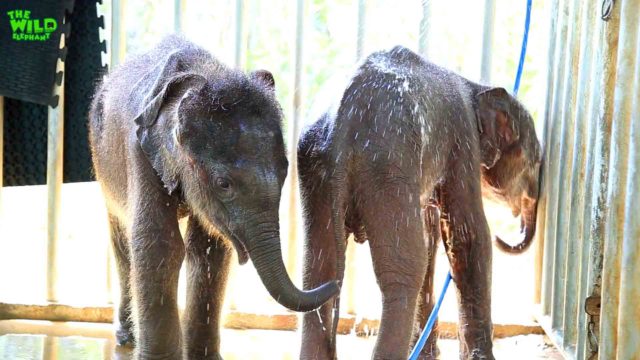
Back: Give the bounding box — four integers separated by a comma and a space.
216, 177, 231, 190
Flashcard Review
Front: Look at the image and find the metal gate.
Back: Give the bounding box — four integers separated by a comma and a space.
535, 0, 639, 359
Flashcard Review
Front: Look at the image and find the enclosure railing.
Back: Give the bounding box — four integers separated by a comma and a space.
535, 0, 639, 359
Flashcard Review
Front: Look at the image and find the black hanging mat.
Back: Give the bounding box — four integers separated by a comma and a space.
2, 0, 106, 186
0, 1, 74, 106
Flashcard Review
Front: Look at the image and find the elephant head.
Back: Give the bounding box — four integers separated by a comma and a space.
133, 62, 338, 312
475, 87, 542, 254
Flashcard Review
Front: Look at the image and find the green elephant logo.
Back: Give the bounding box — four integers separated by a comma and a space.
7, 9, 57, 42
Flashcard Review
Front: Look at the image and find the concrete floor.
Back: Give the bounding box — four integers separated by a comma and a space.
0, 320, 563, 360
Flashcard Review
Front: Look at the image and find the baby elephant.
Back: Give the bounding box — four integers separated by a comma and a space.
298, 46, 541, 359
89, 36, 337, 360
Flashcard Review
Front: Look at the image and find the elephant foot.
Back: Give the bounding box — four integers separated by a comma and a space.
115, 324, 135, 347
134, 349, 182, 360
417, 344, 440, 360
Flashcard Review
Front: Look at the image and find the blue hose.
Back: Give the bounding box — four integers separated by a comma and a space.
407, 1, 532, 358
408, 272, 452, 360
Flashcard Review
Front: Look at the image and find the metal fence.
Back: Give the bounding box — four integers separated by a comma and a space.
535, 0, 639, 359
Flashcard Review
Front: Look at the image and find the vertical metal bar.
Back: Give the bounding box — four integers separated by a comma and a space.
551, 0, 582, 334
541, 0, 569, 316
536, 0, 560, 307
356, 0, 366, 60
617, 19, 640, 359
562, 0, 595, 351
479, 0, 495, 83
47, 34, 66, 303
600, 0, 637, 357
344, 0, 367, 316
418, 0, 429, 57
43, 336, 58, 360
234, 0, 244, 69
286, 0, 304, 279
111, 0, 126, 67
584, 2, 619, 357
173, 0, 184, 33
575, 6, 605, 359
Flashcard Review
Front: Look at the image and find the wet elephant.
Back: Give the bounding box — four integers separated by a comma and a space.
89, 36, 338, 360
298, 46, 541, 359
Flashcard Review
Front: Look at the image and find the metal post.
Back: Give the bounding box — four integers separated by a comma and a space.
600, 0, 636, 357
356, 0, 366, 60
562, 0, 596, 348
418, 0, 430, 57
46, 34, 66, 303
535, 0, 560, 306
480, 0, 495, 83
345, 0, 367, 317
110, 0, 126, 67
286, 0, 305, 280
234, 0, 244, 69
550, 0, 582, 331
173, 0, 184, 33
541, 0, 569, 316
617, 22, 640, 357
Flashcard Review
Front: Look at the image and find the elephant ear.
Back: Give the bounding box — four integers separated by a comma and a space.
475, 87, 521, 169
250, 69, 276, 92
133, 52, 206, 195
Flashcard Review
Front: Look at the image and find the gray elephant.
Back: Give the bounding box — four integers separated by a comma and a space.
298, 46, 541, 359
88, 36, 337, 360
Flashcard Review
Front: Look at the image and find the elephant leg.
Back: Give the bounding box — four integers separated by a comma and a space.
362, 185, 427, 360
300, 194, 339, 360
412, 206, 441, 359
183, 217, 232, 360
129, 178, 185, 359
108, 214, 135, 347
440, 176, 494, 360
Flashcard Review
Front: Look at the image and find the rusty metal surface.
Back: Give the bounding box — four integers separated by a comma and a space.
537, 0, 639, 358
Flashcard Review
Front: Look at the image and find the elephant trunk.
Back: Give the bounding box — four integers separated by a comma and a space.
494, 195, 538, 254
247, 225, 339, 312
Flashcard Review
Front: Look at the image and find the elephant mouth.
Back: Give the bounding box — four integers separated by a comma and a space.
229, 234, 249, 265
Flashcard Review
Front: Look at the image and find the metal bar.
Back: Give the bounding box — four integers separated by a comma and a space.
173, 0, 184, 33
110, 0, 126, 67
479, 0, 495, 83
599, 1, 638, 359
418, 0, 430, 57
234, 0, 244, 69
344, 0, 368, 317
43, 336, 58, 360
600, 1, 638, 358
561, 0, 591, 349
285, 0, 305, 278
584, 2, 619, 357
535, 0, 560, 307
541, 0, 569, 316
46, 34, 66, 303
356, 0, 366, 60
617, 18, 640, 358
551, 0, 582, 333
574, 5, 604, 358
542, 0, 569, 315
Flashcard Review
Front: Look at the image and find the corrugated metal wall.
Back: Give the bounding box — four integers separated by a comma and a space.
536, 0, 639, 359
